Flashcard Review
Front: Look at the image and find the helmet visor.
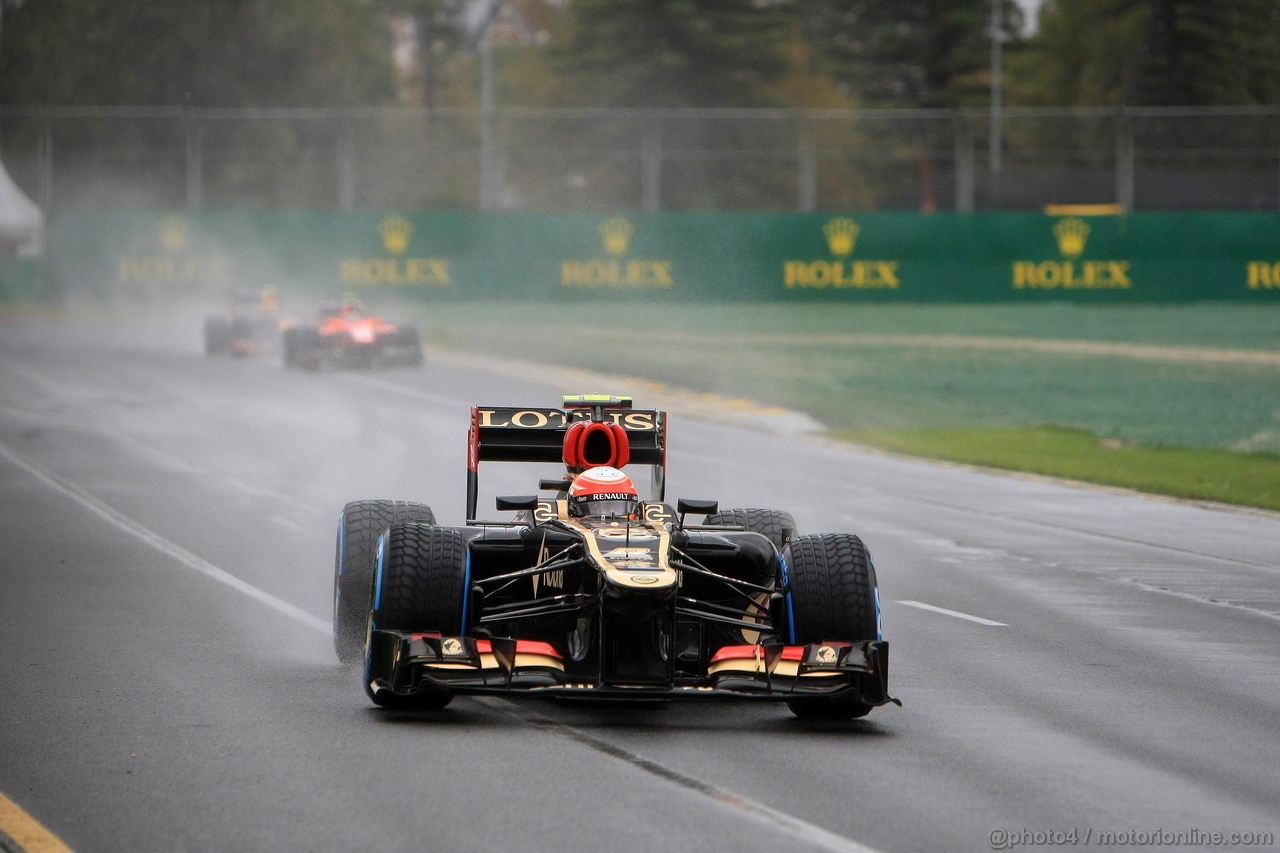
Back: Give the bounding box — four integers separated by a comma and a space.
571, 498, 637, 519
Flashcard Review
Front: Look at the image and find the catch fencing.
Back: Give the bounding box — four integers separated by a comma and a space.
2, 105, 1279, 213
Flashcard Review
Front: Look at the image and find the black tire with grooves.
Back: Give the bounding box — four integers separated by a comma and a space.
375, 523, 468, 635
704, 507, 797, 551
368, 524, 469, 710
332, 499, 435, 666
782, 532, 879, 720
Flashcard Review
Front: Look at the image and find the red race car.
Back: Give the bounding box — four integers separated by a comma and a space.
282, 299, 423, 370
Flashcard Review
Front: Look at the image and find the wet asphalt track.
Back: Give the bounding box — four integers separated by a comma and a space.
0, 310, 1277, 853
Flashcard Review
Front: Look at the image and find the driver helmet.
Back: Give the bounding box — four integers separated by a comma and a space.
569, 466, 638, 519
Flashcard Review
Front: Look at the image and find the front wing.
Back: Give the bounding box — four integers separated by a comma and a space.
366, 629, 892, 705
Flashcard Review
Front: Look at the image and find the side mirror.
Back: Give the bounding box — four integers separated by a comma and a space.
676, 498, 718, 528
538, 478, 571, 492
496, 495, 539, 512
676, 499, 718, 516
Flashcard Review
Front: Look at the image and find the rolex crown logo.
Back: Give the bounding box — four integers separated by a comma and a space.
378, 215, 413, 254
1053, 217, 1090, 259
600, 217, 635, 256
823, 217, 860, 258
159, 214, 189, 251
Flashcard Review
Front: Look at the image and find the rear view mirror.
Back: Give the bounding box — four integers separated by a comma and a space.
496, 495, 539, 512
676, 499, 718, 516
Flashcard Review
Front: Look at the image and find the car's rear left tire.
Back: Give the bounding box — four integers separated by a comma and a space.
781, 533, 880, 720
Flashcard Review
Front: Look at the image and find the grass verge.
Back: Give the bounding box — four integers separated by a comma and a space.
411, 301, 1280, 513
836, 426, 1280, 512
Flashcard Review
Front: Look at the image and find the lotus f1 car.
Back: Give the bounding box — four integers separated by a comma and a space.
283, 298, 422, 370
333, 395, 896, 719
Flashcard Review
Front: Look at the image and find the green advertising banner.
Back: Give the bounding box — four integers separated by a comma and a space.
40, 209, 1280, 303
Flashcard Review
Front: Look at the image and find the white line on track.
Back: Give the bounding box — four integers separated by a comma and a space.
2, 435, 882, 852
337, 373, 468, 407
896, 600, 1009, 627
0, 439, 329, 635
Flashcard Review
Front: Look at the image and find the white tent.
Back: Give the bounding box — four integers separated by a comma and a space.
0, 156, 41, 256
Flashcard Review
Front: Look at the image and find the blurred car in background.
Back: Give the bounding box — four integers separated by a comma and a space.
282, 297, 423, 370
203, 288, 292, 357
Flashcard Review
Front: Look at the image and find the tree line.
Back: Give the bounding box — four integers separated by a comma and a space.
2, 0, 1277, 110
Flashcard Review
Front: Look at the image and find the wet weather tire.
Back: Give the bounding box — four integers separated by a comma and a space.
368, 524, 469, 710
781, 533, 879, 720
375, 523, 468, 635
332, 499, 435, 667
704, 508, 797, 551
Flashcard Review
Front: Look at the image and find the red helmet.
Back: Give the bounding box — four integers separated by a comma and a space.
569, 466, 638, 518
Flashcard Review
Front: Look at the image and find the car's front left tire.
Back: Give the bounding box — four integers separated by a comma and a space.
365, 523, 469, 710
780, 533, 880, 720
333, 500, 436, 667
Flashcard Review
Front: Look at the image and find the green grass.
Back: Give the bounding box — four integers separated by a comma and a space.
408, 301, 1280, 512
836, 426, 1280, 511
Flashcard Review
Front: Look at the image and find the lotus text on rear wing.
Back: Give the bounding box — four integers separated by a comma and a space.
475, 408, 659, 431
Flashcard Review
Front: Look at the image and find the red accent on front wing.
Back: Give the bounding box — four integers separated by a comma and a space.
476, 639, 562, 659
708, 642, 853, 664
407, 634, 563, 660
711, 644, 806, 663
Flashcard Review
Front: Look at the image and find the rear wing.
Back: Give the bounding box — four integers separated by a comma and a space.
467, 395, 667, 520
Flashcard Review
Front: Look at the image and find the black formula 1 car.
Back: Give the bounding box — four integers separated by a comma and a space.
203, 288, 290, 357
283, 298, 422, 370
333, 395, 895, 719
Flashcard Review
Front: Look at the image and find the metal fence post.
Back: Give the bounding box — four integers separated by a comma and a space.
37, 116, 53, 213
185, 115, 203, 211
954, 110, 975, 212
336, 118, 356, 210
797, 115, 816, 212
1115, 106, 1134, 210
641, 113, 661, 212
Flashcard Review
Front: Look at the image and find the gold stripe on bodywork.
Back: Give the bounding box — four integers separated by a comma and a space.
559, 513, 679, 590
